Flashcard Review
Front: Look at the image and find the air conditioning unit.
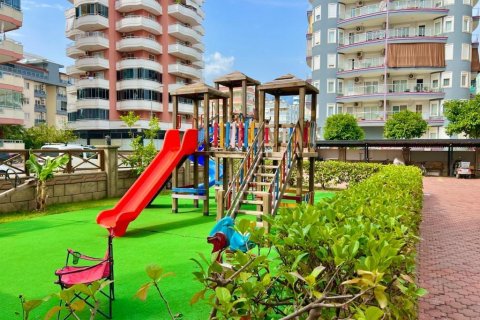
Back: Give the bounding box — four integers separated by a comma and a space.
408, 73, 416, 80
357, 1, 364, 7
381, 73, 390, 80
381, 48, 386, 56
356, 51, 364, 59
353, 102, 362, 107
354, 77, 361, 83
355, 26, 364, 32
379, 100, 389, 107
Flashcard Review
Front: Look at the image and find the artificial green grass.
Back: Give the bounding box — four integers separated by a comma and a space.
0, 191, 335, 319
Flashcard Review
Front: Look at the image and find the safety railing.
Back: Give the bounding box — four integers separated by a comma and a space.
225, 123, 265, 218
268, 123, 300, 215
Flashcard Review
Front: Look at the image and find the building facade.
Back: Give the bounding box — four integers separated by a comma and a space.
307, 0, 480, 139
65, 0, 205, 144
0, 0, 23, 127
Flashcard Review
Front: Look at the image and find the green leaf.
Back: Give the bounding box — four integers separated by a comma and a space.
416, 288, 428, 297
374, 285, 388, 309
365, 306, 384, 320
291, 252, 308, 270
22, 299, 43, 312
215, 287, 231, 304
310, 266, 326, 279
146, 264, 163, 281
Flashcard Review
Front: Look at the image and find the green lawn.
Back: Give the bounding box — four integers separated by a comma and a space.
0, 191, 335, 319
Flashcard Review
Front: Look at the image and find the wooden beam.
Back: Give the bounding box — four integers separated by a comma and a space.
310, 92, 317, 152
203, 93, 210, 216
193, 98, 199, 208
242, 79, 247, 116
229, 86, 234, 117
172, 95, 179, 213
274, 95, 280, 152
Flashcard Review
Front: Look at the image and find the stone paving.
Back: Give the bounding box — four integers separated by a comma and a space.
419, 177, 480, 320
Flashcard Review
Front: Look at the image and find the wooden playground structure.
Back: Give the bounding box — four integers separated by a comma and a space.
170, 72, 319, 224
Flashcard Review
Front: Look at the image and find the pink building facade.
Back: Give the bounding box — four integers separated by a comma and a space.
65, 0, 204, 143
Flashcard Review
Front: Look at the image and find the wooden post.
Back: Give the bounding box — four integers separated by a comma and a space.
229, 86, 234, 117
203, 93, 210, 216
475, 147, 479, 177
193, 99, 199, 208
310, 93, 317, 152
274, 95, 280, 152
172, 95, 179, 213
241, 79, 247, 116
309, 93, 317, 204
262, 193, 272, 231
222, 98, 228, 188
216, 189, 225, 221
254, 85, 259, 122
297, 87, 306, 198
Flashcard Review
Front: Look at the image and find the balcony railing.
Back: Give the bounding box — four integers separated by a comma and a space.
340, 0, 443, 20
342, 110, 444, 122
338, 57, 384, 72
34, 90, 46, 97
339, 84, 444, 97
339, 28, 437, 46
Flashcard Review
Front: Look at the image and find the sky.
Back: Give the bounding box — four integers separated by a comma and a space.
10, 0, 311, 85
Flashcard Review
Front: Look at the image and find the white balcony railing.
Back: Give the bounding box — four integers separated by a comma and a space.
339, 28, 437, 46
339, 84, 444, 97
340, 0, 443, 20
338, 57, 384, 72
343, 110, 444, 122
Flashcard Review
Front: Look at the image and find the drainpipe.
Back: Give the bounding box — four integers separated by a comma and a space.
383, 0, 390, 120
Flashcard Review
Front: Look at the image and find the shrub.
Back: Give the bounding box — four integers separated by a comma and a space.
324, 114, 365, 141
192, 165, 425, 319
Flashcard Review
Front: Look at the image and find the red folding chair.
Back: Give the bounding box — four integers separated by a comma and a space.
54, 233, 114, 319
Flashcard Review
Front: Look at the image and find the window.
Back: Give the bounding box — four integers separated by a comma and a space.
462, 43, 471, 60
416, 105, 423, 114
77, 88, 109, 100
327, 79, 336, 93
462, 16, 472, 33
337, 105, 343, 114
434, 20, 442, 35
313, 81, 320, 92
328, 3, 337, 18
442, 72, 452, 88
461, 71, 470, 88
314, 6, 321, 21
429, 131, 438, 139
464, 0, 472, 4
327, 54, 336, 68
24, 82, 30, 90
327, 104, 335, 117
392, 105, 407, 114
445, 44, 454, 60
444, 16, 454, 33
337, 79, 343, 94
430, 101, 440, 116
327, 29, 337, 43
313, 31, 321, 46
443, 0, 454, 4
313, 55, 320, 71
432, 79, 439, 88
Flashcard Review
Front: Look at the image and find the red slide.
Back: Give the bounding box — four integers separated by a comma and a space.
97, 129, 198, 237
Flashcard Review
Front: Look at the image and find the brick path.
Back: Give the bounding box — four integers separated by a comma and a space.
419, 177, 480, 319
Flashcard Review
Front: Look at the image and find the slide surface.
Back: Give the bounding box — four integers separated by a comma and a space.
97, 129, 198, 237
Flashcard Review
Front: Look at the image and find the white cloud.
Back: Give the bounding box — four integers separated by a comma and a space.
204, 52, 235, 84
23, 1, 66, 11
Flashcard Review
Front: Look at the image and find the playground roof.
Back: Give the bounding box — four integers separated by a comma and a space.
171, 82, 230, 100
214, 71, 261, 87
315, 139, 480, 148
259, 74, 319, 96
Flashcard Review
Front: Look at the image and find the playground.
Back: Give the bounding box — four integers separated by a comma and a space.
0, 191, 335, 319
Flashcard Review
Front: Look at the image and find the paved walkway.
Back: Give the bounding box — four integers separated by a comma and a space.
419, 177, 480, 320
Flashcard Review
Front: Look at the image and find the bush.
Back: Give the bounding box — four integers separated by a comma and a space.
290, 161, 381, 189
192, 165, 424, 319
324, 114, 365, 140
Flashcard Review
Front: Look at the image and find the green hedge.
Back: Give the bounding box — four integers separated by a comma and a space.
193, 165, 424, 319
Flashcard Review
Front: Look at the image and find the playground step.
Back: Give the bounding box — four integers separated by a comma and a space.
245, 190, 270, 196
240, 199, 263, 205
261, 165, 279, 170
249, 181, 271, 186
237, 210, 264, 216
255, 173, 276, 178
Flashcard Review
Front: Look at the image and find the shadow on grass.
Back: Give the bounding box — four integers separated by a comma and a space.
124, 215, 215, 239
0, 220, 83, 238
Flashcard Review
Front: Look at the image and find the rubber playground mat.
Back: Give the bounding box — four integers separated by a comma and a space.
0, 191, 335, 319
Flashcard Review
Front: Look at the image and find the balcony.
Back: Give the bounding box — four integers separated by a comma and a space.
75, 56, 109, 71
168, 3, 202, 26
338, 28, 447, 53
34, 119, 46, 126
337, 83, 445, 103
168, 23, 202, 44
168, 102, 193, 114
116, 58, 162, 72
75, 32, 109, 51
76, 99, 110, 109
0, 107, 24, 125
116, 100, 162, 112
343, 110, 445, 127
67, 85, 77, 95
75, 14, 109, 32
75, 0, 108, 6
168, 63, 202, 80
66, 65, 85, 76
34, 90, 46, 98
34, 104, 47, 113
116, 79, 162, 91
66, 43, 84, 58
116, 36, 162, 54
0, 70, 23, 89
115, 0, 162, 15
0, 39, 23, 63
338, 0, 448, 28
76, 77, 109, 90
116, 15, 162, 35
0, 2, 23, 31
168, 43, 202, 61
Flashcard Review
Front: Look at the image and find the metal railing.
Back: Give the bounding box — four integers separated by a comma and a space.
340, 0, 443, 20
339, 28, 436, 46
338, 110, 444, 122
339, 84, 444, 97
338, 57, 384, 72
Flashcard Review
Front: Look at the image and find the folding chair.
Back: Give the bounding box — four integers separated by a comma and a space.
54, 233, 114, 319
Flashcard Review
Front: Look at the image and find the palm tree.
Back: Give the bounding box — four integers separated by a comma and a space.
26, 153, 69, 211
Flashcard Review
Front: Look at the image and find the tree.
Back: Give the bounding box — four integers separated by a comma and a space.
0, 125, 24, 140
323, 114, 364, 140
26, 153, 69, 211
444, 97, 480, 138
23, 124, 77, 149
384, 110, 428, 139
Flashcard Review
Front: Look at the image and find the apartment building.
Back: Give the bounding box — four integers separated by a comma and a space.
65, 0, 205, 144
307, 0, 480, 139
0, 0, 23, 127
